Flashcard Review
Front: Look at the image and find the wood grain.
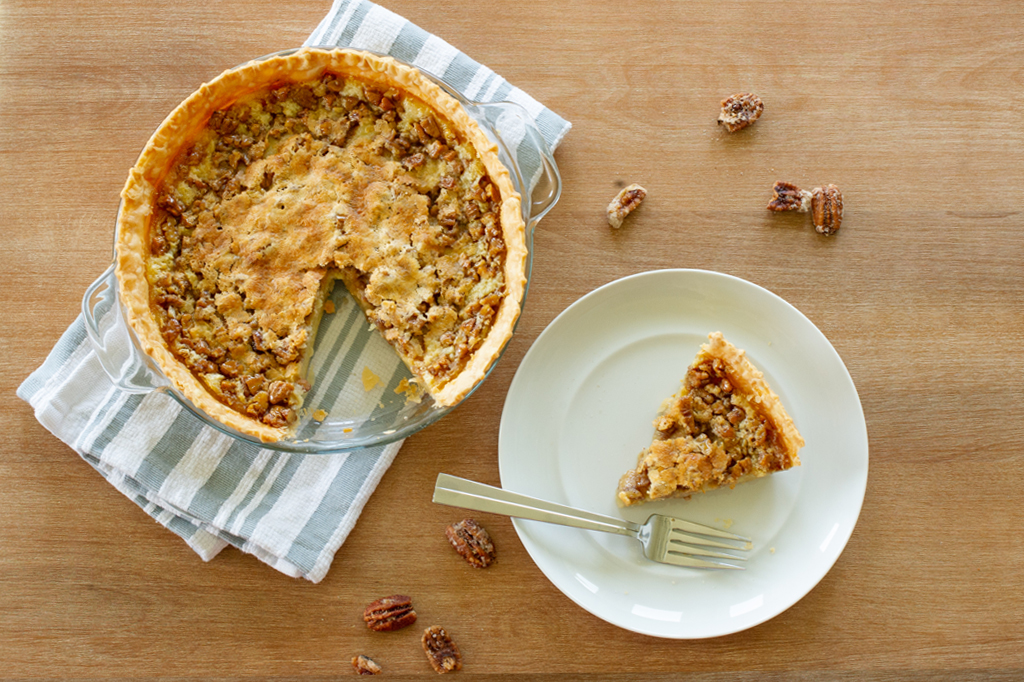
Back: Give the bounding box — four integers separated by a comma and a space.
3, 0, 1023, 678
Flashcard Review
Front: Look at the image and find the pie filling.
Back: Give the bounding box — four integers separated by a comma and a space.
617, 334, 803, 506
146, 71, 508, 430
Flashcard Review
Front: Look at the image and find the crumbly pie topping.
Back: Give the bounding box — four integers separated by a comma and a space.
116, 49, 526, 441
617, 333, 804, 505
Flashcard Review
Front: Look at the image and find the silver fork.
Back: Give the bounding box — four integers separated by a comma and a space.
432, 474, 751, 570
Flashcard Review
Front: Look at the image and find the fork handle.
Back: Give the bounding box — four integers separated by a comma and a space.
432, 474, 637, 537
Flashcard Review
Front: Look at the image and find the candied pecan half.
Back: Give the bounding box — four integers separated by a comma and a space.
363, 595, 417, 632
445, 518, 496, 568
606, 183, 647, 229
422, 626, 462, 674
718, 92, 764, 132
351, 655, 382, 675
767, 181, 844, 236
811, 184, 844, 235
767, 181, 812, 213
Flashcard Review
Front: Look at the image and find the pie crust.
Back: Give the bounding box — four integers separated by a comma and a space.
617, 332, 804, 505
115, 48, 526, 442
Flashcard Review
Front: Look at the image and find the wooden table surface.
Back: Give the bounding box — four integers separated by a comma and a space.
3, 0, 1023, 679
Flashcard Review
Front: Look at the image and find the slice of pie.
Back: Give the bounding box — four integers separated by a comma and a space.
115, 48, 526, 442
616, 332, 804, 506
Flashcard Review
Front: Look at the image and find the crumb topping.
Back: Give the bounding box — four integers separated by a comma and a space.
147, 73, 507, 429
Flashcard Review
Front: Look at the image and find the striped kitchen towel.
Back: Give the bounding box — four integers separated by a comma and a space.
17, 0, 570, 584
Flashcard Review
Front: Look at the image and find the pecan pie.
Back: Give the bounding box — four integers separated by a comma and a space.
115, 49, 526, 441
617, 333, 804, 505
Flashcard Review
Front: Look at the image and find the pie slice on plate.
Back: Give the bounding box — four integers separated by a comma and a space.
617, 332, 804, 506
115, 48, 526, 442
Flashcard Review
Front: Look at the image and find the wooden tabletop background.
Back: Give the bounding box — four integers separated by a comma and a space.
3, 0, 1023, 679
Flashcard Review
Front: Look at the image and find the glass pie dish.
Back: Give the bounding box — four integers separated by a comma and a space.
82, 48, 562, 454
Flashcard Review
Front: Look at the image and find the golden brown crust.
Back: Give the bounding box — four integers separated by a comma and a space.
699, 332, 805, 459
116, 48, 526, 442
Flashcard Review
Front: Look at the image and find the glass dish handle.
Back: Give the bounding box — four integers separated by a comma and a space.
81, 265, 169, 394
522, 120, 561, 227
474, 101, 563, 230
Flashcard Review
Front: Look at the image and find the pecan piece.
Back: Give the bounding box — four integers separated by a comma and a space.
246, 391, 269, 418
262, 405, 291, 428
291, 85, 318, 109
402, 152, 426, 170
223, 134, 253, 148
422, 626, 462, 674
160, 318, 182, 345
351, 655, 382, 675
654, 414, 676, 435
251, 328, 271, 352
420, 116, 442, 139
445, 518, 496, 568
606, 183, 647, 229
156, 192, 187, 218
767, 181, 812, 213
811, 184, 844, 235
364, 88, 384, 106
363, 595, 417, 632
267, 380, 293, 405
243, 375, 265, 395
718, 92, 764, 132
324, 75, 345, 92
219, 359, 242, 378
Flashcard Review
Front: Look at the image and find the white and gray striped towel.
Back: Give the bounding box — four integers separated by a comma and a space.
17, 0, 570, 583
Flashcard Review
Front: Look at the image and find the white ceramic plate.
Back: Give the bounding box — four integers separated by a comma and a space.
498, 269, 868, 638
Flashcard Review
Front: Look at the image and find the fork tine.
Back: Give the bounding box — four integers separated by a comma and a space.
669, 530, 753, 551
667, 517, 751, 542
660, 551, 745, 570
668, 541, 748, 562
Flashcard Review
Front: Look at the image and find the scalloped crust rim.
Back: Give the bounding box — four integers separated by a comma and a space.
115, 48, 527, 443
